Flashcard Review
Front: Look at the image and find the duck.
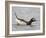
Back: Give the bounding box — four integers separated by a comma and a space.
15, 13, 36, 25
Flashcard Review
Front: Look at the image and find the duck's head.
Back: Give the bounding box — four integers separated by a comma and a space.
31, 18, 36, 22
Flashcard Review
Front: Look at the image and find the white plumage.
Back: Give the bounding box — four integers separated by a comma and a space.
16, 18, 26, 25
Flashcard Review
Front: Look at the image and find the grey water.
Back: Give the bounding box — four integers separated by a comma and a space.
12, 7, 40, 31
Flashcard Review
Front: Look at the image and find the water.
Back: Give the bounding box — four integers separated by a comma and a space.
12, 21, 40, 31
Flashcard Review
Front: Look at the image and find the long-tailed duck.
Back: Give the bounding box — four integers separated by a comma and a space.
15, 13, 36, 25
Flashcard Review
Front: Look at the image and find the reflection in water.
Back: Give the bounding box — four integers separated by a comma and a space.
12, 23, 40, 31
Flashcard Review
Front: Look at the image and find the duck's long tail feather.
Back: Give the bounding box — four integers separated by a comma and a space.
15, 13, 28, 23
